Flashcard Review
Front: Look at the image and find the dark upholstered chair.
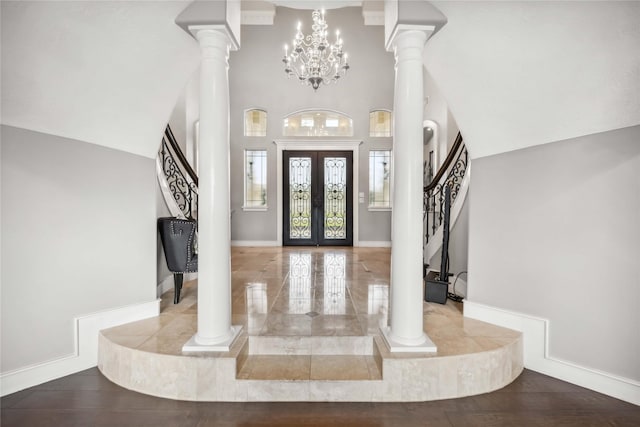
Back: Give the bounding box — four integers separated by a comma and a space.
158, 217, 198, 304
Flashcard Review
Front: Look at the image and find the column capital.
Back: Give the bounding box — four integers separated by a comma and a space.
189, 25, 239, 52
388, 29, 429, 59
384, 0, 447, 51
386, 25, 433, 54
176, 0, 241, 49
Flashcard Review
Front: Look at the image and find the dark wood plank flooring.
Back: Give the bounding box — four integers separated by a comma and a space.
1, 368, 638, 426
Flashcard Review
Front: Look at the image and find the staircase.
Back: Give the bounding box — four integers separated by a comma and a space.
156, 125, 198, 220
423, 132, 470, 272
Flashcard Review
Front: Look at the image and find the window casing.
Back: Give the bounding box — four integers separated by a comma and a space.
244, 109, 267, 137
369, 150, 392, 209
244, 150, 267, 210
369, 110, 392, 137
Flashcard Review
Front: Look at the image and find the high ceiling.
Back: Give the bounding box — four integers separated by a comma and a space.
425, 1, 640, 158
1, 1, 200, 159
1, 1, 638, 159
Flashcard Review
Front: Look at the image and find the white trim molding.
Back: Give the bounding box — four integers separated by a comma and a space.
231, 240, 280, 247
241, 10, 275, 26
274, 139, 362, 247
464, 300, 640, 406
0, 299, 160, 397
359, 241, 392, 248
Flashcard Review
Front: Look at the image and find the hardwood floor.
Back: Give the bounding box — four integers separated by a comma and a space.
2, 368, 638, 426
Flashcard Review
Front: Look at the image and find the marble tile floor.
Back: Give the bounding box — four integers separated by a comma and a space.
98, 247, 523, 401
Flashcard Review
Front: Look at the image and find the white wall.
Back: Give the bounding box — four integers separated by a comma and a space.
1, 125, 157, 373
0, 1, 200, 159
423, 67, 453, 170
168, 90, 188, 155
156, 182, 173, 297
425, 1, 640, 159
227, 6, 395, 243
468, 125, 640, 382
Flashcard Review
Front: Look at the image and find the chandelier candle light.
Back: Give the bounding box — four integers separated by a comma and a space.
283, 9, 350, 91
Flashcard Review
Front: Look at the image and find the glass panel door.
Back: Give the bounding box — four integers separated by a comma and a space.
323, 157, 347, 240
288, 156, 313, 240
283, 151, 352, 246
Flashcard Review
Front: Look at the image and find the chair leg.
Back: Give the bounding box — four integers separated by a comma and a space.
173, 273, 183, 304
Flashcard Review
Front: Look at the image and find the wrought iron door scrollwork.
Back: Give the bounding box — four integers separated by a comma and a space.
324, 157, 347, 239
289, 157, 312, 239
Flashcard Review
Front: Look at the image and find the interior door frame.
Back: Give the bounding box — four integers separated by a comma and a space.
274, 139, 362, 247
283, 150, 353, 246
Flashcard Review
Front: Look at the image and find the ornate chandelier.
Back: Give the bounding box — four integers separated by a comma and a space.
282, 9, 350, 91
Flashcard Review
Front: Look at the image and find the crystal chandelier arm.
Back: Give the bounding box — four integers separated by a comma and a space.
282, 9, 350, 91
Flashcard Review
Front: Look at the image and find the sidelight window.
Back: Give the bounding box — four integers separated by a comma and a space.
244, 150, 267, 210
369, 150, 392, 209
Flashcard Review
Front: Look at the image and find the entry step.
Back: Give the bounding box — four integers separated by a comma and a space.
237, 355, 382, 381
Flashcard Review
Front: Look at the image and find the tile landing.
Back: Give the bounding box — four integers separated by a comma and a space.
97, 247, 523, 401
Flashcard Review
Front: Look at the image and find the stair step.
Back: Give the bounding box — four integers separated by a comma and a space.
237, 354, 382, 381
248, 335, 374, 356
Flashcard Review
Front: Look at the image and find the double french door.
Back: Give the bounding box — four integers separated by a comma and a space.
283, 151, 353, 246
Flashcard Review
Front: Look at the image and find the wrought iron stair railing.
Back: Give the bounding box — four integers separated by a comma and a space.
159, 125, 198, 220
423, 132, 468, 245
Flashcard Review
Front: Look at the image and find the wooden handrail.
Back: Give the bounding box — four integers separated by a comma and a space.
165, 125, 199, 187
424, 131, 463, 192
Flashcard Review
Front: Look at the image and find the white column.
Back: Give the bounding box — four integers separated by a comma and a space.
183, 28, 242, 352
381, 29, 436, 352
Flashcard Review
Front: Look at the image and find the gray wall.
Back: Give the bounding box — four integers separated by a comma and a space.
156, 182, 173, 296
1, 125, 157, 373
228, 7, 395, 243
168, 90, 188, 155
468, 125, 640, 381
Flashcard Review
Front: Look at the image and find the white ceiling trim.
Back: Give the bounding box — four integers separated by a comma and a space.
271, 1, 362, 10
242, 9, 276, 25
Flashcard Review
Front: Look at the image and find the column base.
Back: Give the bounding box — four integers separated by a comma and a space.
182, 325, 243, 352
380, 326, 437, 353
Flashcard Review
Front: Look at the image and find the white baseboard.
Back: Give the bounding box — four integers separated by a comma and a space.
464, 300, 640, 405
231, 240, 279, 247
231, 241, 392, 248
358, 241, 392, 247
0, 299, 160, 397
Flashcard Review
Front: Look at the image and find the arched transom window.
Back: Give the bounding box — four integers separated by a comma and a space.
244, 108, 267, 136
283, 109, 353, 137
